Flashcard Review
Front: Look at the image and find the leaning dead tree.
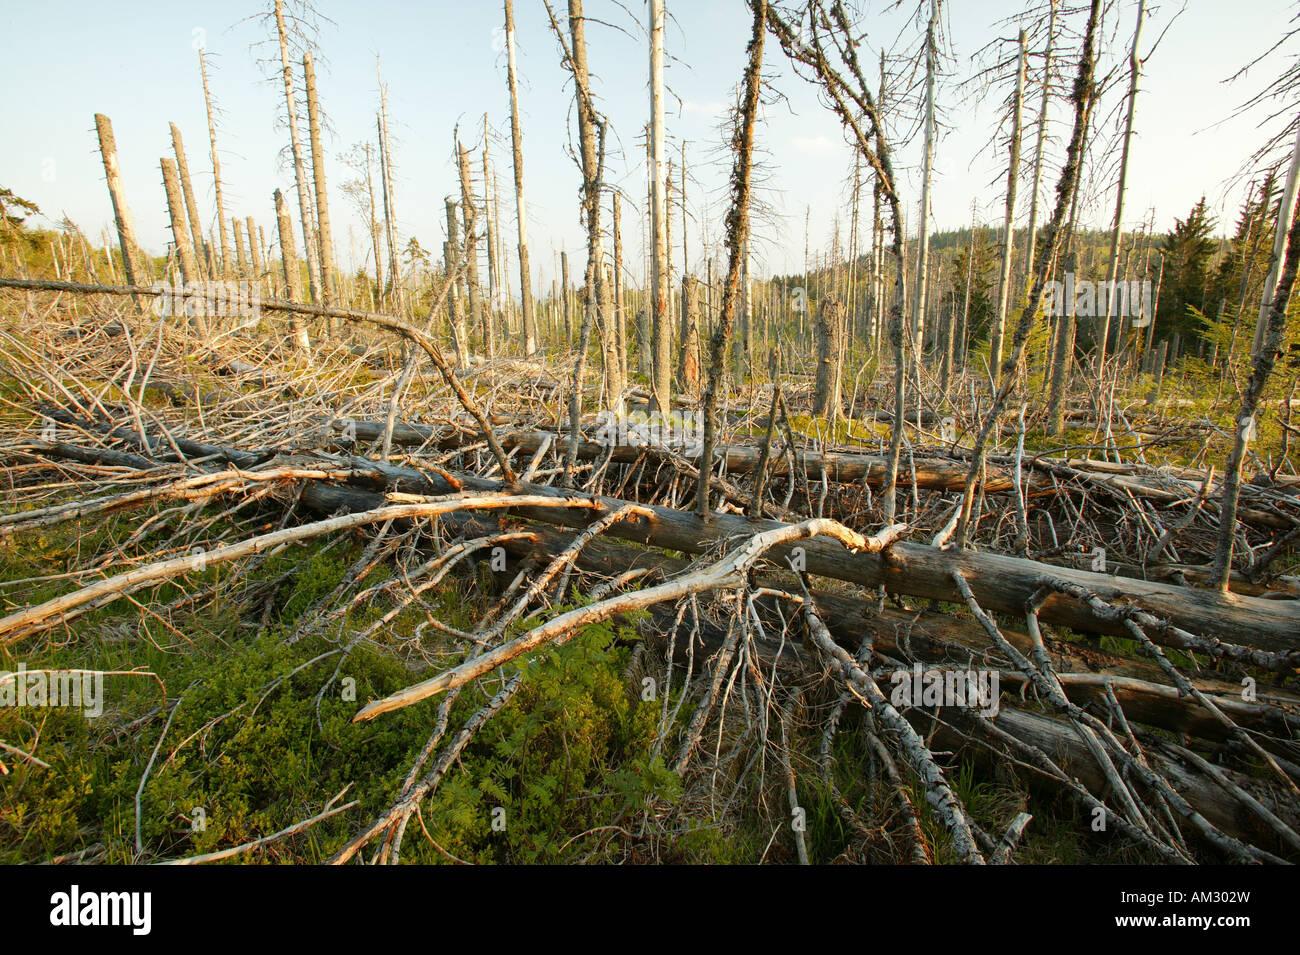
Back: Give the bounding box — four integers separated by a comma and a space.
697, 0, 766, 518
953, 0, 1102, 548
764, 0, 909, 524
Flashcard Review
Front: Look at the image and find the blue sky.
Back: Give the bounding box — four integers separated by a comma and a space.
1, 0, 1294, 288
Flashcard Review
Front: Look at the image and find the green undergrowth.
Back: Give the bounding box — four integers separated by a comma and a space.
0, 512, 693, 864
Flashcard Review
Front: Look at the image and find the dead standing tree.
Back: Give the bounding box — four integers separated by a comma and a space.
93, 114, 149, 291
545, 0, 612, 485
303, 51, 337, 308
648, 0, 673, 416
1213, 122, 1300, 591
697, 0, 766, 518
270, 0, 323, 307
504, 0, 539, 355
198, 49, 231, 278
953, 0, 1102, 548
764, 1, 909, 524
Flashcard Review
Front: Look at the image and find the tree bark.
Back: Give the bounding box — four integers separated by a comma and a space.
504, 0, 538, 355
93, 114, 148, 290
274, 0, 323, 306
303, 51, 336, 309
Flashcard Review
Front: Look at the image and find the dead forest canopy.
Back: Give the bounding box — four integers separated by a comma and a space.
1, 0, 1300, 867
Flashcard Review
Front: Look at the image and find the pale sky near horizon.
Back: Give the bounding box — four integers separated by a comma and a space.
1, 0, 1295, 289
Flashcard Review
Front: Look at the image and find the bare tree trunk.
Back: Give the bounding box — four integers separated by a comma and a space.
550, 0, 611, 480
364, 143, 384, 298
648, 0, 673, 415
161, 158, 200, 288
911, 0, 939, 382
444, 199, 469, 366
457, 138, 488, 357
246, 217, 265, 294
560, 249, 572, 343
504, 0, 538, 355
1095, 0, 1145, 373
274, 188, 301, 302
198, 51, 230, 278
1046, 251, 1078, 435
274, 0, 322, 306
1023, 0, 1057, 281
1213, 181, 1300, 590
955, 0, 1101, 546
1252, 124, 1300, 357
93, 114, 148, 290
698, 0, 765, 517
274, 188, 311, 351
613, 193, 628, 386
990, 30, 1026, 387
483, 135, 500, 358
814, 297, 845, 427
377, 85, 403, 313
679, 274, 701, 393
169, 124, 208, 281
303, 51, 336, 309
233, 218, 248, 278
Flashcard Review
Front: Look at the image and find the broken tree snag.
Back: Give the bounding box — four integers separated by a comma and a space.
813, 296, 844, 424
93, 113, 148, 290
170, 123, 208, 279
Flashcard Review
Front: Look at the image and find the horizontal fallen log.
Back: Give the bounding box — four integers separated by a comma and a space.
32, 426, 1300, 664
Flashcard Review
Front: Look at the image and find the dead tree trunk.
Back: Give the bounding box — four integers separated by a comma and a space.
990, 30, 1026, 387
160, 158, 200, 287
1095, 0, 1145, 373
504, 0, 538, 355
814, 297, 845, 426
956, 0, 1101, 545
648, 0, 673, 415
274, 0, 323, 306
1213, 188, 1300, 590
698, 0, 765, 517
198, 50, 230, 278
93, 114, 148, 289
246, 217, 265, 294
1023, 0, 1057, 281
613, 193, 628, 386
457, 138, 487, 356
364, 143, 384, 298
679, 274, 701, 393
170, 124, 208, 280
274, 188, 311, 351
444, 198, 469, 366
303, 51, 336, 309
377, 88, 403, 313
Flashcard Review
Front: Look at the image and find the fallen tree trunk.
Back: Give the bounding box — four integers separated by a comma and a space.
34, 422, 1300, 662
